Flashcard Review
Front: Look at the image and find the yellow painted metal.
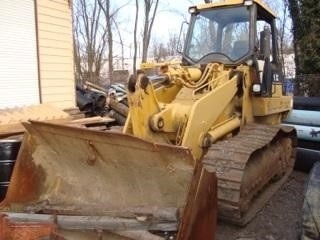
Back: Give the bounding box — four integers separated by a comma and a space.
161, 65, 202, 86
125, 59, 294, 160
236, 65, 255, 125
124, 74, 167, 143
125, 56, 294, 160
124, 63, 242, 160
123, 65, 204, 143
208, 117, 241, 143
252, 96, 292, 117
149, 103, 191, 134
272, 83, 284, 97
254, 114, 283, 125
154, 83, 182, 103
140, 61, 181, 70
181, 74, 238, 160
195, 0, 276, 18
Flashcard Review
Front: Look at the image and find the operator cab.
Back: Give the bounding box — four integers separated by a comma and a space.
182, 0, 282, 96
184, 5, 251, 63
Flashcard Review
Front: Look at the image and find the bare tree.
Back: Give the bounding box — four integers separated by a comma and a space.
73, 0, 107, 85
152, 39, 168, 62
97, 0, 128, 82
73, 16, 83, 85
287, 0, 301, 74
151, 33, 180, 62
74, 0, 127, 85
166, 32, 179, 56
133, 0, 139, 73
264, 0, 292, 76
97, 0, 113, 83
141, 0, 160, 62
278, 0, 291, 75
112, 19, 125, 69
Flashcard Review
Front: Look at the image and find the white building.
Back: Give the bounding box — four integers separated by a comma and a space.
0, 0, 75, 109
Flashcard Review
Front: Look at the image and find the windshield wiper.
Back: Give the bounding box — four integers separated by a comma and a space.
197, 52, 233, 63
182, 53, 196, 65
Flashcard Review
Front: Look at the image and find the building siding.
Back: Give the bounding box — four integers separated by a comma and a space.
0, 0, 40, 108
36, 0, 75, 109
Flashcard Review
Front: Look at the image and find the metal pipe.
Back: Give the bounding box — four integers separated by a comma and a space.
282, 123, 320, 142
2, 212, 177, 231
293, 97, 320, 111
295, 148, 320, 172
208, 117, 240, 143
283, 110, 320, 127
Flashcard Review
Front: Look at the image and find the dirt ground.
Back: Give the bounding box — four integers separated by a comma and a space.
216, 171, 308, 240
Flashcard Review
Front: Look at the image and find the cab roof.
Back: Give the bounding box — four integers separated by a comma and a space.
195, 0, 276, 18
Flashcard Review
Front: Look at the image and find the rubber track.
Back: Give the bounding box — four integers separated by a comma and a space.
203, 123, 296, 225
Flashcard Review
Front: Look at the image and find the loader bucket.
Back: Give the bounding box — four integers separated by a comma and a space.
1, 120, 196, 215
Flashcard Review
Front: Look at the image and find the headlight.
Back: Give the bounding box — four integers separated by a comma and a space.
253, 84, 261, 93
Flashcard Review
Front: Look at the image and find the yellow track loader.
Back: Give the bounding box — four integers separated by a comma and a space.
124, 0, 296, 225
1, 0, 296, 238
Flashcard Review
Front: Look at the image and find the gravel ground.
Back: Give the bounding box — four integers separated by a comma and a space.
216, 171, 308, 240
